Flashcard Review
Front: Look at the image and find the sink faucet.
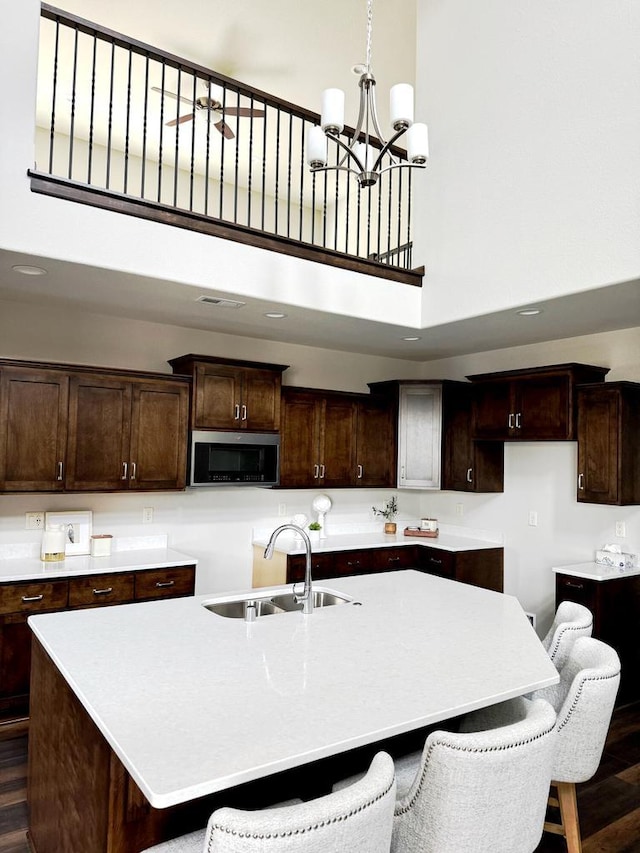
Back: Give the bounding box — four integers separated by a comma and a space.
264, 524, 313, 614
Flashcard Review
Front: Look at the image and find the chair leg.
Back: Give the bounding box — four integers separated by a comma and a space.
557, 782, 582, 853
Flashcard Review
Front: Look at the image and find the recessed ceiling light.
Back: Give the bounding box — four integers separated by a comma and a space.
11, 264, 47, 276
402, 335, 422, 341
516, 308, 543, 316
264, 312, 288, 319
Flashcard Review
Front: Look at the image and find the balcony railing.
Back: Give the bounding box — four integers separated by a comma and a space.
29, 4, 423, 285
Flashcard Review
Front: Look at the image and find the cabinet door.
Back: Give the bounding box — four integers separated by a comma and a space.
418, 547, 455, 579
333, 550, 372, 576
355, 398, 396, 487
287, 553, 335, 583
398, 385, 442, 489
472, 380, 512, 440
517, 374, 571, 440
321, 397, 358, 488
66, 376, 131, 491
442, 385, 504, 493
192, 364, 242, 430
577, 388, 619, 504
0, 367, 68, 491
129, 381, 189, 490
279, 392, 321, 487
370, 547, 418, 572
243, 370, 282, 431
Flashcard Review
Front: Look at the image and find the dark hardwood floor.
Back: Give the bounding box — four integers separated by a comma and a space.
2, 703, 640, 852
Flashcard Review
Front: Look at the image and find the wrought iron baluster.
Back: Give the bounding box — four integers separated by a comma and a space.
396, 167, 403, 266
247, 95, 255, 227
261, 104, 267, 232
188, 73, 197, 212
274, 107, 281, 234
48, 17, 60, 174
105, 39, 115, 189
140, 54, 149, 198
234, 87, 240, 224
67, 26, 78, 180
286, 112, 293, 238
218, 83, 226, 220
87, 31, 97, 184
172, 68, 181, 208
299, 119, 305, 242
204, 77, 212, 217
123, 46, 133, 194
157, 61, 165, 203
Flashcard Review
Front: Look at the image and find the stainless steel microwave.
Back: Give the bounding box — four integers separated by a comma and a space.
189, 431, 280, 487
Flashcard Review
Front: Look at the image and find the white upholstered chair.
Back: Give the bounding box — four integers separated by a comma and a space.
335, 696, 556, 853
541, 600, 593, 671
141, 750, 396, 853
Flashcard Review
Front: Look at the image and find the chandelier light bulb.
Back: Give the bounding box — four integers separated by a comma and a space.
407, 122, 429, 163
321, 88, 345, 134
306, 126, 328, 167
389, 83, 414, 131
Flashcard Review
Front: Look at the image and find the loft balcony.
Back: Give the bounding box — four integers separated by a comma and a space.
29, 4, 424, 288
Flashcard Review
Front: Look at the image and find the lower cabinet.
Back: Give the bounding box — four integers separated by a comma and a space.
556, 571, 640, 705
0, 565, 195, 722
286, 545, 503, 592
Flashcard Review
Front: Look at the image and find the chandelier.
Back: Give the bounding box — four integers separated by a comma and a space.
306, 0, 429, 188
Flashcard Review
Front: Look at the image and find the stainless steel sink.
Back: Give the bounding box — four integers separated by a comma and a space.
204, 599, 283, 619
269, 591, 351, 611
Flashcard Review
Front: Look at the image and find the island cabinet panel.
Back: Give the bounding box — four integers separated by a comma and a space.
467, 363, 609, 441
168, 354, 288, 432
556, 572, 640, 705
0, 366, 69, 491
576, 382, 640, 505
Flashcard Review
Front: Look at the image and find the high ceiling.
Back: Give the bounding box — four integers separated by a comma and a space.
3, 0, 639, 361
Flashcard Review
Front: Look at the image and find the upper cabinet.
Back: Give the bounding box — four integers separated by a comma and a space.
279, 388, 395, 489
467, 363, 609, 441
168, 354, 288, 432
576, 382, 640, 505
0, 360, 189, 493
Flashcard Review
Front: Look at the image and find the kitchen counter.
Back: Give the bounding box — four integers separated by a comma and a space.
252, 529, 500, 555
0, 547, 197, 583
552, 561, 640, 582
28, 569, 557, 820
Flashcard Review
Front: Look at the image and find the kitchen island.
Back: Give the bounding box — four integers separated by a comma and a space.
27, 570, 557, 852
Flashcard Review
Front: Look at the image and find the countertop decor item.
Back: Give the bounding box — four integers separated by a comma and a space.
404, 526, 439, 538
373, 496, 397, 534
44, 510, 92, 556
311, 494, 332, 539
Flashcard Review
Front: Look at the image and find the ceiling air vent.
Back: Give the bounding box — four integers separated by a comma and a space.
196, 296, 246, 309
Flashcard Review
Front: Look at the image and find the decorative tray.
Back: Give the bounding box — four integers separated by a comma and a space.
404, 527, 439, 538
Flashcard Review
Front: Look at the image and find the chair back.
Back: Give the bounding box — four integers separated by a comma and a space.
549, 636, 620, 784
542, 601, 593, 671
205, 751, 396, 853
392, 697, 556, 853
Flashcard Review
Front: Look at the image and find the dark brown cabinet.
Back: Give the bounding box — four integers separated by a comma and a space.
0, 367, 69, 491
556, 571, 640, 704
286, 544, 503, 592
576, 382, 640, 505
279, 388, 395, 489
169, 354, 287, 432
0, 564, 195, 722
468, 364, 609, 441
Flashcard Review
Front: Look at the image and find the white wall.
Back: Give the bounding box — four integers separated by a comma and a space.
414, 0, 640, 326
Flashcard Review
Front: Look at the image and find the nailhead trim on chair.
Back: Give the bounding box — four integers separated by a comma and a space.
394, 722, 557, 816
205, 774, 396, 848
548, 621, 593, 663
556, 672, 620, 733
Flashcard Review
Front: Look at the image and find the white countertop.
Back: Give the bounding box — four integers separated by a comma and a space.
552, 561, 640, 582
0, 548, 197, 583
29, 570, 557, 809
252, 530, 502, 556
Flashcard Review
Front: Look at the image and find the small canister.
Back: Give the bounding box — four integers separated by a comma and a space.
90, 534, 113, 557
41, 524, 66, 562
420, 518, 438, 533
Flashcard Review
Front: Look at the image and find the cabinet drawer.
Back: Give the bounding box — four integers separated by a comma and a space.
0, 581, 68, 615
287, 554, 335, 583
135, 566, 195, 600
419, 548, 455, 579
333, 550, 373, 576
68, 573, 134, 608
371, 546, 417, 572
555, 574, 598, 611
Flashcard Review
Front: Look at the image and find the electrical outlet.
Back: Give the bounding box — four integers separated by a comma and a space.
25, 511, 45, 530
278, 503, 287, 517
528, 510, 538, 527
455, 503, 464, 517
142, 507, 154, 524
615, 521, 626, 538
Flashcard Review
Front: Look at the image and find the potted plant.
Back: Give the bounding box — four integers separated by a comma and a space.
373, 496, 398, 535
307, 521, 322, 542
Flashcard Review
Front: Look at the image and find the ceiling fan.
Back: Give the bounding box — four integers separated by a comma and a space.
151, 83, 265, 139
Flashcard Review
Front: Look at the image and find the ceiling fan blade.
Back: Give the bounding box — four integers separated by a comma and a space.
166, 113, 195, 128
215, 119, 235, 140
151, 86, 194, 107
222, 107, 266, 118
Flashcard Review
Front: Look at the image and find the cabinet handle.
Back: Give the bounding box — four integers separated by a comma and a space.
347, 560, 361, 567
155, 580, 175, 589
564, 580, 584, 590
508, 413, 515, 429
22, 594, 44, 603
92, 587, 114, 596
578, 473, 585, 490
130, 462, 136, 480
234, 404, 240, 420
241, 404, 247, 421
388, 556, 401, 563
121, 462, 128, 480
313, 464, 319, 479
56, 461, 64, 481
466, 467, 473, 483
515, 412, 522, 429
357, 464, 363, 479
428, 557, 443, 565
319, 464, 326, 479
